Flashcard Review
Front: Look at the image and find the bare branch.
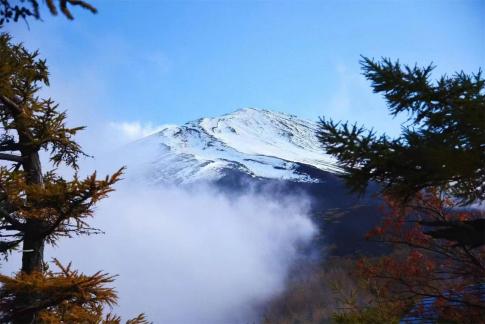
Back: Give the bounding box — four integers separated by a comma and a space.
0, 141, 20, 152
0, 95, 22, 114
0, 153, 22, 162
0, 207, 25, 231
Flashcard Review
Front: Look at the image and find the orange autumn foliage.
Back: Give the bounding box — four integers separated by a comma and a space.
358, 190, 485, 322
0, 33, 147, 323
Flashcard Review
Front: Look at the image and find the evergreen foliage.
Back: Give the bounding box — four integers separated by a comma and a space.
318, 57, 485, 205
0, 33, 146, 323
318, 57, 485, 321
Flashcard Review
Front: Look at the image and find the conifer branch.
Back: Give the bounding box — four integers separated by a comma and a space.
0, 95, 22, 114
0, 152, 22, 162
0, 206, 24, 231
0, 141, 20, 152
0, 26, 144, 324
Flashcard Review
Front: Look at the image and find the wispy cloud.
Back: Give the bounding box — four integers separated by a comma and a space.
108, 121, 169, 142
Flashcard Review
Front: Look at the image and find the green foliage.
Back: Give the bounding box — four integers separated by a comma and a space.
318, 57, 485, 204
318, 57, 485, 322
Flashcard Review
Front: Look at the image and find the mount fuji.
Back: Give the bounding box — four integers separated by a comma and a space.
124, 108, 386, 256
132, 108, 341, 184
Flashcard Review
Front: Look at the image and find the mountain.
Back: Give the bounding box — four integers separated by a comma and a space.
130, 108, 386, 257
135, 108, 341, 184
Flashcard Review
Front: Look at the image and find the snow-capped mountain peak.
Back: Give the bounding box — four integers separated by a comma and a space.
135, 108, 340, 183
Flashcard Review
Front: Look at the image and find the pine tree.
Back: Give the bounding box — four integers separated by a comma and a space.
318, 57, 485, 205
318, 58, 485, 320
0, 33, 146, 323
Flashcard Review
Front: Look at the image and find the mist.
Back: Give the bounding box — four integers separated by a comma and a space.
1, 145, 317, 323
56, 182, 315, 322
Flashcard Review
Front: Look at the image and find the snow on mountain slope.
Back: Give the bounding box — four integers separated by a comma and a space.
134, 108, 340, 183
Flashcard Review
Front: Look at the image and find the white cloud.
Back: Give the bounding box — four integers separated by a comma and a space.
108, 121, 169, 142
3, 21, 317, 323
0, 143, 317, 324
57, 183, 315, 323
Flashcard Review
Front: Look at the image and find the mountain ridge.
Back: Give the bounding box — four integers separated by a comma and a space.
135, 108, 341, 184
124, 107, 386, 257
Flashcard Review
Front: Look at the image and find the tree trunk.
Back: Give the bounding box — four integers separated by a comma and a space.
3, 84, 46, 323
20, 222, 45, 273
20, 152, 45, 274
14, 144, 45, 323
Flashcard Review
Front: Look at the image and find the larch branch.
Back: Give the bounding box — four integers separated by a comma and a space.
0, 153, 23, 162
0, 207, 25, 231
0, 95, 22, 114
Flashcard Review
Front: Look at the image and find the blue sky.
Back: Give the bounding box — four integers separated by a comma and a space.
4, 0, 484, 149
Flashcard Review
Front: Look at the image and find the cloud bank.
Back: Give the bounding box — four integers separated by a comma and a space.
49, 180, 316, 323
2, 141, 317, 323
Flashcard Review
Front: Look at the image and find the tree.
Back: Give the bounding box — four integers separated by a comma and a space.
358, 192, 484, 322
318, 57, 485, 321
318, 57, 484, 205
1, 0, 96, 25
0, 33, 146, 323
